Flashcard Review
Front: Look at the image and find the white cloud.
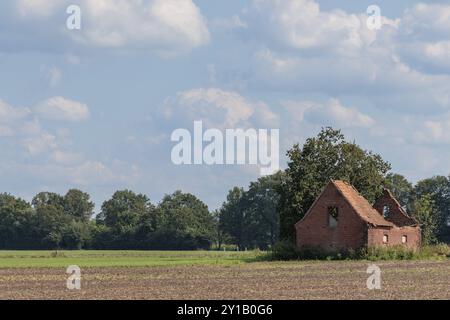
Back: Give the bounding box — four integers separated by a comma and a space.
248, 0, 398, 55
412, 113, 450, 144
396, 3, 450, 72
17, 0, 62, 17
0, 97, 89, 157
0, 99, 30, 123
401, 3, 450, 38
284, 99, 375, 128
22, 132, 58, 155
0, 96, 139, 193
162, 88, 279, 129
221, 0, 450, 118
34, 96, 90, 122
76, 0, 209, 52
9, 0, 210, 55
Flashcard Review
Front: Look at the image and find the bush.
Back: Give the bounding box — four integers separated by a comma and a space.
364, 245, 416, 261
420, 243, 450, 258
270, 240, 299, 260
268, 242, 450, 261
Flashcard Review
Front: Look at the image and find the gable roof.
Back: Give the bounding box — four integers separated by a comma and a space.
331, 181, 394, 227
295, 180, 394, 228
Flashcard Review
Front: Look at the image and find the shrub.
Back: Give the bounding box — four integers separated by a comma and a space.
419, 243, 450, 258
270, 240, 299, 260
267, 242, 450, 261
364, 246, 416, 261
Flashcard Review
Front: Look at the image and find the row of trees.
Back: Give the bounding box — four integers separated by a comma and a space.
1, 127, 449, 250
0, 190, 215, 250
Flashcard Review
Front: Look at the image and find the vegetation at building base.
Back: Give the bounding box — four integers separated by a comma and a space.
0, 127, 449, 251
268, 240, 450, 261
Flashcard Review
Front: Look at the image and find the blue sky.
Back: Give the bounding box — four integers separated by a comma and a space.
1, 0, 450, 210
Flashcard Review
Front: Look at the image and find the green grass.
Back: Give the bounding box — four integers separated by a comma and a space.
0, 250, 264, 268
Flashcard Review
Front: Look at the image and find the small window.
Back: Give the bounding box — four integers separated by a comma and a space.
383, 234, 388, 243
383, 205, 390, 218
328, 207, 338, 228
402, 235, 407, 243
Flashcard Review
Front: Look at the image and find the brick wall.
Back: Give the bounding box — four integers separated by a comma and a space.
295, 183, 368, 250
373, 190, 416, 227
367, 226, 421, 249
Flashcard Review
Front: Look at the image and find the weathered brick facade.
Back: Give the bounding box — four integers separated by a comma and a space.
295, 181, 421, 251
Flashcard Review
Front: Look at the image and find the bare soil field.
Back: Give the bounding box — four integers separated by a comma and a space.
1, 260, 449, 300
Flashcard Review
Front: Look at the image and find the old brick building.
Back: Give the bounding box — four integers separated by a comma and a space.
295, 180, 421, 250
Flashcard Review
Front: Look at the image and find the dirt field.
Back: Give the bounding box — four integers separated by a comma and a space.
1, 260, 449, 300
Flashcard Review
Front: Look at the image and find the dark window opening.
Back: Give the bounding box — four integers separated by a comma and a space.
328, 206, 339, 228
383, 205, 390, 218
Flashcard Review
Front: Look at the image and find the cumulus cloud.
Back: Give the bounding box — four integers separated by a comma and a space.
17, 0, 62, 18
161, 88, 279, 129
283, 99, 375, 128
0, 96, 138, 193
0, 99, 30, 123
247, 0, 397, 54
34, 96, 90, 122
22, 132, 58, 155
401, 3, 450, 38
413, 113, 450, 144
0, 97, 89, 156
397, 3, 450, 72
4, 0, 210, 55
213, 0, 450, 117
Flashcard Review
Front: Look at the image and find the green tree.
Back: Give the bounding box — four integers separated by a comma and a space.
32, 192, 64, 210
63, 189, 95, 221
32, 190, 93, 249
154, 191, 215, 250
413, 176, 450, 242
383, 173, 413, 209
218, 172, 283, 250
218, 187, 246, 249
279, 127, 391, 240
211, 209, 230, 250
34, 203, 69, 249
0, 194, 36, 249
96, 190, 152, 248
411, 194, 438, 245
242, 172, 283, 249
61, 220, 92, 249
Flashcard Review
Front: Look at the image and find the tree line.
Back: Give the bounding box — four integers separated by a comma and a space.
0, 190, 215, 250
1, 127, 449, 250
